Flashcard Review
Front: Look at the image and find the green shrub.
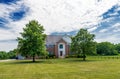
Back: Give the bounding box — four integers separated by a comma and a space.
0, 51, 8, 59
46, 54, 56, 59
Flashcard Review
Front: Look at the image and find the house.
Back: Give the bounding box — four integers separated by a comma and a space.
46, 35, 71, 58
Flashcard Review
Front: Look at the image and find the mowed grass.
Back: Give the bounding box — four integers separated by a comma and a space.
0, 57, 120, 79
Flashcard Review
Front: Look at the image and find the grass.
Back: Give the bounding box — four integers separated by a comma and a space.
0, 56, 120, 79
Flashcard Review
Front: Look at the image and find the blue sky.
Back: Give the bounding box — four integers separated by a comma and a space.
0, 0, 120, 51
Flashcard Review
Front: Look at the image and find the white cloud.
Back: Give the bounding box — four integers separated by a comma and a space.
99, 29, 108, 33
95, 36, 120, 44
88, 26, 97, 32
112, 23, 120, 28
0, 0, 119, 51
0, 41, 17, 52
21, 0, 118, 34
0, 29, 17, 40
113, 29, 120, 32
111, 23, 120, 32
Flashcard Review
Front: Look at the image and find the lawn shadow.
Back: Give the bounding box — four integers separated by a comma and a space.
65, 58, 102, 63
5, 59, 46, 65
3, 58, 103, 65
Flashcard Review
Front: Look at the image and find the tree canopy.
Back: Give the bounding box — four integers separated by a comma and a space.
97, 42, 118, 55
115, 43, 120, 54
0, 51, 8, 59
71, 28, 96, 60
17, 20, 47, 62
0, 50, 16, 59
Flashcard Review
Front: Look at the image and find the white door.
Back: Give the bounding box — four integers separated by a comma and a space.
58, 43, 65, 58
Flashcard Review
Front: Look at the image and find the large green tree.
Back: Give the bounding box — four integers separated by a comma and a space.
97, 42, 118, 55
17, 20, 47, 62
71, 28, 96, 61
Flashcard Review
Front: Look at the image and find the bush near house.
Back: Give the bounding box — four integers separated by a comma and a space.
46, 54, 56, 59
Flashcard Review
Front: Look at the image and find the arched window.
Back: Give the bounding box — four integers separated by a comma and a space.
59, 44, 63, 49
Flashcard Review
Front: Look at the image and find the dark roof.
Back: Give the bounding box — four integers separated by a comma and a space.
46, 35, 71, 45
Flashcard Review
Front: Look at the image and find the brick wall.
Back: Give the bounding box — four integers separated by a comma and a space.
46, 39, 71, 58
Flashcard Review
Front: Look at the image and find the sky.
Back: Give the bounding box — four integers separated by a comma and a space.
0, 0, 120, 51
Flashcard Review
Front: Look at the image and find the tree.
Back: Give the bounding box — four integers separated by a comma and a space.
0, 51, 8, 59
97, 42, 118, 55
17, 20, 47, 62
71, 28, 96, 61
7, 49, 17, 59
115, 43, 120, 53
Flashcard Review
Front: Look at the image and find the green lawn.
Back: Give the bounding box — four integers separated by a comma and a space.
0, 57, 120, 79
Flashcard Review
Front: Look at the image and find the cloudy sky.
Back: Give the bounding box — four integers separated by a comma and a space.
0, 0, 120, 51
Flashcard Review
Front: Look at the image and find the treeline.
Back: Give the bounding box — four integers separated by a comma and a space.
0, 42, 120, 60
70, 41, 120, 58
0, 49, 16, 59
96, 42, 120, 55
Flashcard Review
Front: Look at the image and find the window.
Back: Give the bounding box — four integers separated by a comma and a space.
59, 44, 63, 49
49, 45, 54, 48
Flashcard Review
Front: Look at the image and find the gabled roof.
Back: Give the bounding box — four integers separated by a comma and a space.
62, 35, 71, 44
46, 35, 71, 45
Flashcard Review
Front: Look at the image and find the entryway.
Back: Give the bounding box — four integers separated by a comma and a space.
58, 43, 65, 58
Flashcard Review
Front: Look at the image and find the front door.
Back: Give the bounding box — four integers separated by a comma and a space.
60, 51, 63, 56
58, 43, 65, 58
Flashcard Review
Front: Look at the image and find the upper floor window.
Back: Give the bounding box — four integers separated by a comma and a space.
59, 44, 63, 49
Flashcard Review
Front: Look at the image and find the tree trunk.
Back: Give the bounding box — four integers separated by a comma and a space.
83, 55, 86, 61
83, 49, 86, 61
33, 55, 35, 62
82, 45, 86, 61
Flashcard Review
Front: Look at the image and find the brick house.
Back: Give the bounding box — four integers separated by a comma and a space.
46, 35, 71, 58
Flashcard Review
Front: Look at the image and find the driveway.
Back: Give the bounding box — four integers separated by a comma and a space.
0, 59, 16, 62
